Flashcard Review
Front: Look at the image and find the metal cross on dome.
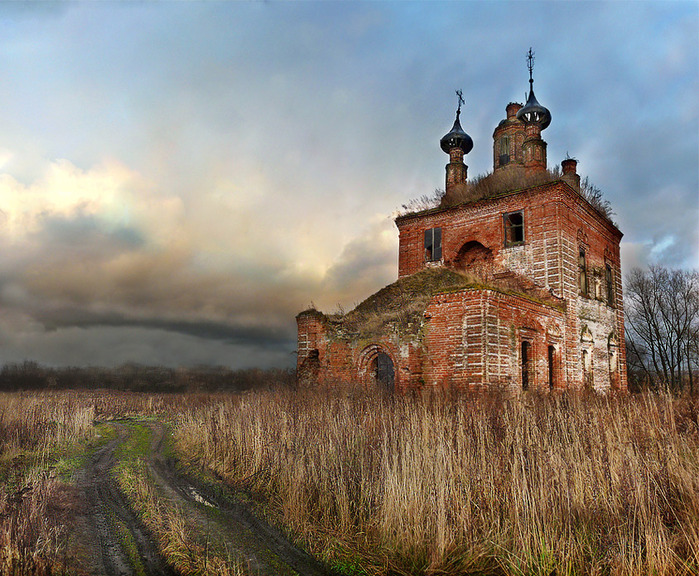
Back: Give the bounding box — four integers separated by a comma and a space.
527, 48, 535, 84
456, 89, 464, 114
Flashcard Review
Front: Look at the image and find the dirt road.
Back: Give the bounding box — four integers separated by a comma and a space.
73, 419, 334, 576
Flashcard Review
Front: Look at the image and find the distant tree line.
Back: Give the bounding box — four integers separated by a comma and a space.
625, 266, 699, 395
0, 361, 295, 393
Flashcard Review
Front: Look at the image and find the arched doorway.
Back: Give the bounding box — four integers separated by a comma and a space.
373, 352, 395, 392
359, 345, 396, 392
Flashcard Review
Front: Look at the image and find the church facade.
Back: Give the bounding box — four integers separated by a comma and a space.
297, 58, 627, 393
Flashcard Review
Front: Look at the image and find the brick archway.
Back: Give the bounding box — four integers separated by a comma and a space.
358, 344, 396, 392
454, 240, 494, 280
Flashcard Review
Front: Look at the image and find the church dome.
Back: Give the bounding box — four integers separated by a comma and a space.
440, 110, 473, 154
517, 88, 551, 129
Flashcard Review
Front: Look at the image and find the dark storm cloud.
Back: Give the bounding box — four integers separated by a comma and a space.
33, 306, 293, 349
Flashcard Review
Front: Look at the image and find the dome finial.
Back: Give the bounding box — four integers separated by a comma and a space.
516, 47, 551, 130
526, 47, 535, 89
456, 89, 464, 117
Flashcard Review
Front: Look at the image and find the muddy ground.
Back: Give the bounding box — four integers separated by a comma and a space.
70, 419, 335, 576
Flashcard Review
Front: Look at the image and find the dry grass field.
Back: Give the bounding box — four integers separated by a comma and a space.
1, 388, 698, 575
0, 392, 96, 573
0, 391, 206, 575
176, 389, 699, 576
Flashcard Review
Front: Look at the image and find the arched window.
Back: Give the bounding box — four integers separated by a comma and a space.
606, 264, 615, 306
579, 248, 588, 295
608, 333, 619, 389
582, 349, 593, 389
581, 326, 594, 389
499, 136, 510, 166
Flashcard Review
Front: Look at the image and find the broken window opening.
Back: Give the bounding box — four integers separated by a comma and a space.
424, 227, 442, 262
521, 341, 531, 391
548, 345, 555, 390
579, 248, 588, 296
504, 211, 524, 247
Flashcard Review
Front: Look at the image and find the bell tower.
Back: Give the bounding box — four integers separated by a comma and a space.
493, 102, 525, 171
516, 48, 551, 174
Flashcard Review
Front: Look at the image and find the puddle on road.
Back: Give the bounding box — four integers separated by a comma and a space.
186, 486, 216, 508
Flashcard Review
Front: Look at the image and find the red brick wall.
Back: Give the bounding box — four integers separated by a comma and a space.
397, 182, 574, 283
298, 287, 569, 391
422, 289, 565, 389
394, 181, 627, 391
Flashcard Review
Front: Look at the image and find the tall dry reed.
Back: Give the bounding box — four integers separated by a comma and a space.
0, 392, 97, 575
174, 390, 699, 575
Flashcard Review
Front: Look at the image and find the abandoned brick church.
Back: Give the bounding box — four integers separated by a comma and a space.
297, 55, 627, 393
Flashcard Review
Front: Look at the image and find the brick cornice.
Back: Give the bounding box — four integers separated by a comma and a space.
395, 179, 622, 239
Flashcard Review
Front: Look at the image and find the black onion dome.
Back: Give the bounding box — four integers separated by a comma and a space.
517, 87, 551, 130
440, 110, 473, 154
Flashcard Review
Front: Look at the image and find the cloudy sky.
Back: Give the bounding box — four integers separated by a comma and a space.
0, 1, 695, 369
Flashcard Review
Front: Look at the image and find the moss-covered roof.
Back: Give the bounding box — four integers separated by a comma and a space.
323, 266, 564, 343
329, 267, 475, 341
352, 267, 475, 313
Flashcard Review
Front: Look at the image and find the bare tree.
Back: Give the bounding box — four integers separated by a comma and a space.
625, 266, 699, 394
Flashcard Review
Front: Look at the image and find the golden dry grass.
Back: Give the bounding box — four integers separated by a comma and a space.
0, 390, 198, 575
0, 392, 96, 574
175, 389, 699, 575
2, 388, 697, 575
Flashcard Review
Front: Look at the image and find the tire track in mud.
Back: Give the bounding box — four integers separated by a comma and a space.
78, 424, 178, 576
77, 420, 335, 576
144, 421, 334, 576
